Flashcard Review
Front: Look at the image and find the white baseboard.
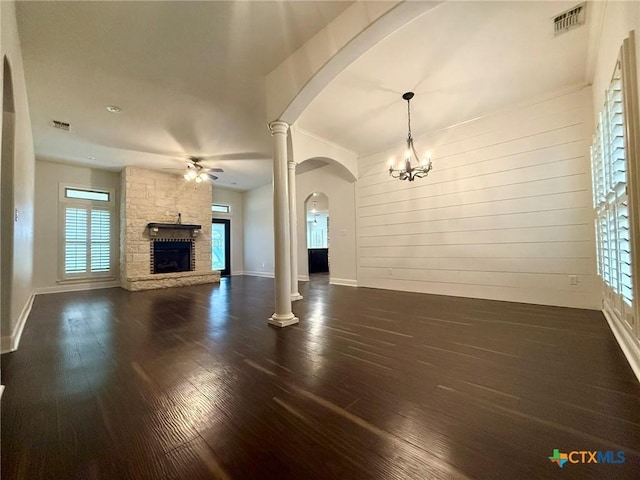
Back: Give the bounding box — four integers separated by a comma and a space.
1, 291, 35, 354
231, 271, 244, 276
242, 271, 275, 278
298, 275, 310, 282
34, 281, 120, 295
602, 303, 640, 383
330, 277, 358, 287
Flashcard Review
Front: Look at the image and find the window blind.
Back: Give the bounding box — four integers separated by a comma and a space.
591, 60, 633, 312
64, 207, 111, 275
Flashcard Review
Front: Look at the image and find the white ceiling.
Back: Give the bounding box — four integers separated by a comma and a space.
17, 1, 592, 190
298, 1, 592, 156
16, 0, 352, 190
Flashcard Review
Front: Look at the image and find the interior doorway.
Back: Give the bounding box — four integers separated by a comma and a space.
211, 218, 231, 276
305, 192, 329, 276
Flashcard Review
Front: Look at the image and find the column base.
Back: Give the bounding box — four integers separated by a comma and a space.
268, 314, 299, 328
291, 293, 303, 301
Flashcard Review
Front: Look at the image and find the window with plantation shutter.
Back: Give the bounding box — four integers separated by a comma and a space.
591, 59, 634, 324
64, 207, 112, 276
60, 185, 114, 280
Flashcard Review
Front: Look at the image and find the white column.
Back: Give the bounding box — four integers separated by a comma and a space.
288, 160, 303, 301
268, 121, 299, 327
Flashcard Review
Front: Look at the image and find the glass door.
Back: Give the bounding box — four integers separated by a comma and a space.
211, 219, 230, 276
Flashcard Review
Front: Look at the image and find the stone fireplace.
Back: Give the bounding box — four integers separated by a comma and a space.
119, 167, 220, 291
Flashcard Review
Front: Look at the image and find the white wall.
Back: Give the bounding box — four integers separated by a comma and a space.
242, 163, 358, 285
296, 163, 357, 285
243, 183, 274, 277
1, 0, 36, 350
212, 187, 244, 275
357, 87, 599, 309
33, 160, 121, 292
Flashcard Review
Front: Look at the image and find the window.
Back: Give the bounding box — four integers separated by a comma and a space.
591, 59, 633, 322
60, 185, 114, 279
212, 204, 230, 214
65, 187, 110, 202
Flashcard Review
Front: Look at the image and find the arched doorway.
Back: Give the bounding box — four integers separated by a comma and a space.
1, 56, 16, 337
305, 192, 329, 278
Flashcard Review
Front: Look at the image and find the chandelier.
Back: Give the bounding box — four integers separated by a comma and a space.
388, 92, 433, 181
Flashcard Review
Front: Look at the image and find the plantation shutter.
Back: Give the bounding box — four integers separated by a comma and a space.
65, 208, 88, 273
90, 209, 111, 272
590, 59, 634, 316
64, 207, 111, 275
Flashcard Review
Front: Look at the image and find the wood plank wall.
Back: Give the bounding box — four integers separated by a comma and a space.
357, 88, 599, 309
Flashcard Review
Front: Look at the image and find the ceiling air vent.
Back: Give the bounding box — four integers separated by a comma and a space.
553, 3, 586, 36
51, 120, 70, 131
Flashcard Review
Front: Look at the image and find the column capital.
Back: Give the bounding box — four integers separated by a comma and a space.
287, 160, 297, 171
269, 120, 289, 135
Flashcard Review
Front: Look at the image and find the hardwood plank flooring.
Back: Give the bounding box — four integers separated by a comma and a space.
2, 275, 640, 479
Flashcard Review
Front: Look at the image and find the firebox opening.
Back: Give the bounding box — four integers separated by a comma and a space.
151, 240, 194, 274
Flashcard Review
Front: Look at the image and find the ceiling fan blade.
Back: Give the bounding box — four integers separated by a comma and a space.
205, 173, 219, 181
204, 167, 224, 173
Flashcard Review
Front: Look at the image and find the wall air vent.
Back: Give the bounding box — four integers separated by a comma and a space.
51, 120, 70, 131
553, 3, 586, 36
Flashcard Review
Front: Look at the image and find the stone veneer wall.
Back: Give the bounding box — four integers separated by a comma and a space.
120, 167, 220, 291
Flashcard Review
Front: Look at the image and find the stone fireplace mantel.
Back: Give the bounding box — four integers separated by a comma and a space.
147, 222, 202, 230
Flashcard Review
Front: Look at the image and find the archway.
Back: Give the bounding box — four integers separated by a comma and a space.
304, 192, 329, 280
1, 56, 16, 340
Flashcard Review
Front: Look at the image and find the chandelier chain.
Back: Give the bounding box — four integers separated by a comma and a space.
407, 98, 412, 139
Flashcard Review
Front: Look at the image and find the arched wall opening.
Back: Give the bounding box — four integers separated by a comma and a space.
304, 192, 329, 277
295, 159, 357, 287
1, 56, 16, 338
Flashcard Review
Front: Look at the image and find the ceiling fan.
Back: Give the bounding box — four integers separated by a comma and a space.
164, 156, 224, 182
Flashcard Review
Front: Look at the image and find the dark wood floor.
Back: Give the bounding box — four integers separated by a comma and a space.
2, 275, 639, 479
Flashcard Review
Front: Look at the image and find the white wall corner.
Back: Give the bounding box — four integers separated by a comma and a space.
329, 277, 358, 287
602, 304, 640, 383
584, 0, 607, 83
1, 291, 35, 354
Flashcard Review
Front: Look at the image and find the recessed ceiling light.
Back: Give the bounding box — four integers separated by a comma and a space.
88, 156, 95, 160
106, 105, 122, 113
